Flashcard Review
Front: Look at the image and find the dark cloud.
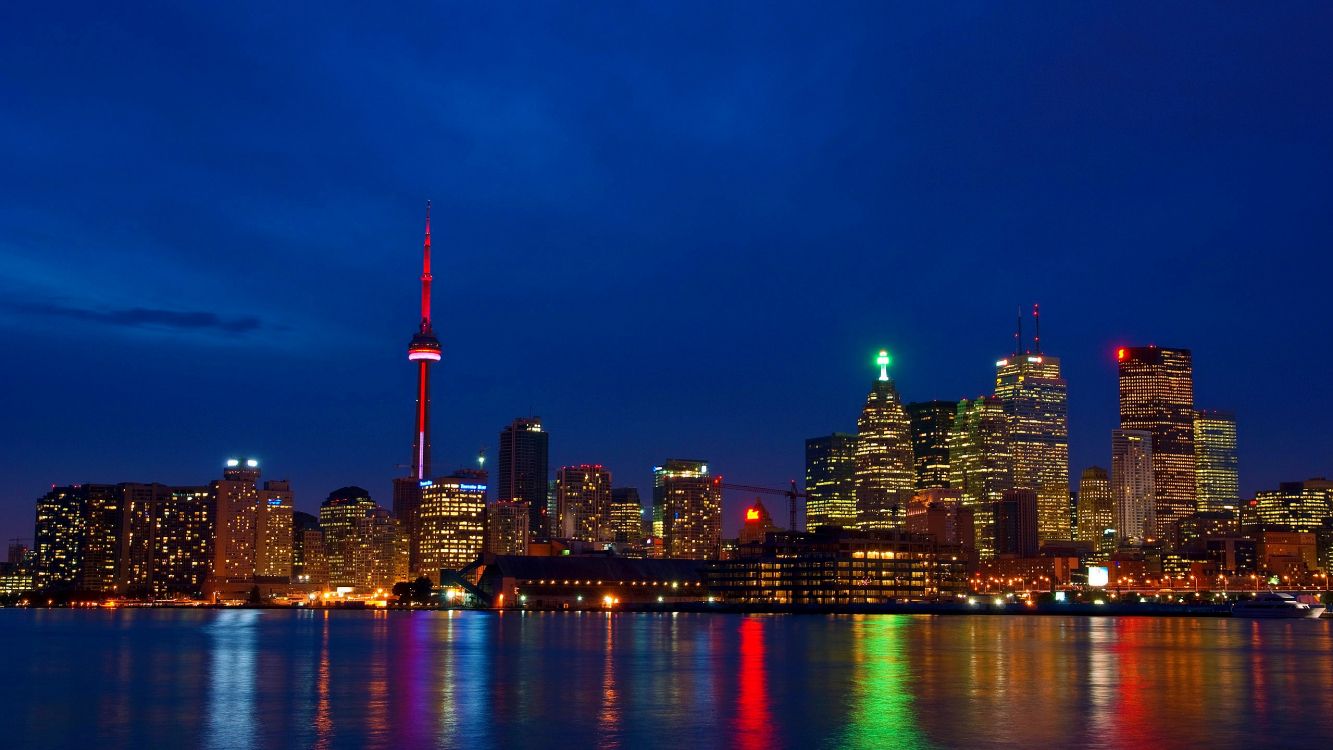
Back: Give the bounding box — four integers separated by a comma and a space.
13, 302, 262, 334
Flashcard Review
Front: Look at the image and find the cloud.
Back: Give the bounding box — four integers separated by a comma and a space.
11, 302, 262, 334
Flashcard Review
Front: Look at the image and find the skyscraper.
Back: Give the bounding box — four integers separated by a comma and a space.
555, 465, 613, 542
993, 488, 1039, 558
319, 486, 379, 589
417, 471, 487, 580
121, 483, 213, 598
1194, 409, 1238, 513
498, 417, 550, 536
906, 401, 954, 490
609, 488, 644, 547
994, 343, 1070, 543
1118, 346, 1195, 542
209, 459, 292, 592
292, 511, 328, 587
32, 484, 122, 592
1075, 467, 1115, 555
1112, 429, 1155, 543
653, 459, 722, 559
1251, 479, 1333, 532
805, 433, 858, 529
948, 396, 1013, 559
395, 205, 443, 573
854, 351, 916, 531
485, 501, 530, 556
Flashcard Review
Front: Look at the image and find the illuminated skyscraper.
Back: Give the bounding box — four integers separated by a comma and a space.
1118, 346, 1195, 541
609, 488, 645, 547
32, 484, 122, 591
854, 351, 917, 531
499, 417, 550, 536
1075, 467, 1115, 555
418, 471, 487, 580
292, 511, 328, 587
122, 483, 213, 598
994, 342, 1070, 543
1194, 409, 1238, 513
209, 459, 292, 591
394, 205, 443, 573
555, 465, 613, 542
948, 396, 1012, 559
653, 459, 722, 559
906, 401, 954, 490
805, 433, 858, 529
320, 486, 379, 589
1112, 429, 1155, 543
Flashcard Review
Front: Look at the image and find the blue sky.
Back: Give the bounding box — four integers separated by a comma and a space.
3, 2, 1332, 538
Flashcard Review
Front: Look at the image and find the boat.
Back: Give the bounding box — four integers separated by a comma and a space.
1231, 592, 1327, 619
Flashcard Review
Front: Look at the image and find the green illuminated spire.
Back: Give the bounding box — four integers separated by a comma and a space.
876, 350, 891, 381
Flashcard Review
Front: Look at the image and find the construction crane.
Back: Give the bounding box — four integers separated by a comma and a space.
719, 480, 807, 532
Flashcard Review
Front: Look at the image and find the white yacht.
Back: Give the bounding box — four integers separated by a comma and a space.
1231, 592, 1327, 619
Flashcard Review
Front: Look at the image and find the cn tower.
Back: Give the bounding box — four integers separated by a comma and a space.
406, 201, 441, 480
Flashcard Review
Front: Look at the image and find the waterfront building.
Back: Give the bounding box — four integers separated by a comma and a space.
1075, 467, 1115, 555
555, 465, 613, 542
854, 351, 917, 531
705, 527, 969, 604
129, 484, 213, 598
1194, 409, 1238, 513
993, 488, 1039, 558
948, 396, 1013, 559
1254, 529, 1318, 576
319, 486, 380, 589
1172, 510, 1238, 550
905, 489, 975, 549
255, 480, 293, 580
905, 401, 954, 490
485, 500, 531, 556
1118, 346, 1196, 541
1250, 479, 1333, 533
418, 471, 488, 580
1112, 429, 1155, 544
209, 460, 292, 592
609, 488, 644, 548
653, 459, 722, 559
804, 433, 858, 529
994, 348, 1070, 543
32, 484, 123, 592
499, 417, 550, 536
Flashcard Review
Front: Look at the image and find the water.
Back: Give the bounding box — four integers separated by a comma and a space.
4, 609, 1331, 749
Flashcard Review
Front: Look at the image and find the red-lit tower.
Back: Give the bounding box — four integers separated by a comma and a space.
394, 203, 441, 575
407, 202, 442, 480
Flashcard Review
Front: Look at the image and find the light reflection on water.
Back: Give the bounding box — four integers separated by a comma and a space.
6, 610, 1333, 749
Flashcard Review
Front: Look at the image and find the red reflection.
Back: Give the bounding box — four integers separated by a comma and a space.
733, 618, 773, 750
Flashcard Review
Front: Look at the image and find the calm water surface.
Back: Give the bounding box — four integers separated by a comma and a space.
4, 609, 1332, 749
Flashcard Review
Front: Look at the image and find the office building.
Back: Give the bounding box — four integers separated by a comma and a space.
653, 459, 723, 559
1251, 479, 1333, 533
906, 401, 954, 490
994, 488, 1039, 558
499, 417, 550, 536
948, 396, 1013, 559
905, 489, 975, 548
805, 433, 858, 529
609, 488, 644, 547
555, 465, 613, 542
994, 347, 1070, 543
1118, 346, 1196, 541
854, 351, 917, 531
1075, 467, 1115, 555
320, 486, 380, 589
292, 511, 328, 587
1194, 409, 1238, 513
1112, 429, 1155, 543
418, 471, 487, 580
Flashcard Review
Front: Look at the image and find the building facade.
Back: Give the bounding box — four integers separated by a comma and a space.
805, 433, 858, 529
1112, 429, 1155, 543
555, 465, 613, 542
654, 459, 722, 559
609, 488, 644, 548
1075, 467, 1115, 555
418, 471, 488, 580
854, 352, 916, 531
906, 401, 954, 490
1194, 409, 1238, 513
948, 396, 1013, 559
499, 417, 550, 536
485, 500, 531, 556
1119, 346, 1196, 542
994, 354, 1070, 542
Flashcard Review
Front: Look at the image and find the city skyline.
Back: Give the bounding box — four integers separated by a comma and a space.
6, 4, 1333, 543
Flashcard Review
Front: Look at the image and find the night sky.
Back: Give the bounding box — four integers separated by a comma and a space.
4, 3, 1333, 541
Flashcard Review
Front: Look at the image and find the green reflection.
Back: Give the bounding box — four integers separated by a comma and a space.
839, 616, 932, 750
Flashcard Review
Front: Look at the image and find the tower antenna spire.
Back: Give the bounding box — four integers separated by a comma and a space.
1032, 303, 1040, 355
1015, 307, 1023, 356
420, 200, 432, 330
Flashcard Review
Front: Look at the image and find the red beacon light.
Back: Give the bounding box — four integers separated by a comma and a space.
745, 508, 761, 522
1116, 347, 1127, 361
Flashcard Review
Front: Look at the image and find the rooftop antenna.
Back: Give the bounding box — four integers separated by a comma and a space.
1033, 303, 1041, 355
1015, 307, 1023, 356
